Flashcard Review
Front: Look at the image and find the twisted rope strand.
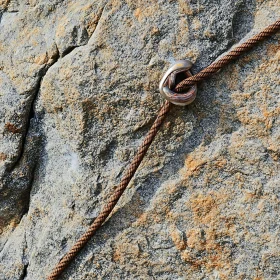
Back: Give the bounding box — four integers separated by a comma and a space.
47, 101, 171, 280
174, 19, 280, 92
47, 18, 280, 280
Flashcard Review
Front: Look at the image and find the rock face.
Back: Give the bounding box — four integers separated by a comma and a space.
0, 0, 279, 279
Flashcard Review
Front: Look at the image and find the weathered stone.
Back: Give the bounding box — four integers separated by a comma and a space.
0, 0, 279, 279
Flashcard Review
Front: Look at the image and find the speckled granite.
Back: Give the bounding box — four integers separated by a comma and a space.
0, 0, 279, 279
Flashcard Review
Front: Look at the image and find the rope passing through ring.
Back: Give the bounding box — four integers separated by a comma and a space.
159, 60, 197, 106
47, 18, 280, 280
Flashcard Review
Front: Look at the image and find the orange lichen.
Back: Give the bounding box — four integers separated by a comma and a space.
151, 26, 160, 36
0, 153, 7, 161
170, 226, 187, 251
178, 0, 193, 15
203, 29, 215, 39
184, 49, 199, 62
186, 228, 205, 250
133, 2, 160, 22
34, 52, 49, 65
178, 191, 235, 278
184, 153, 207, 176
0, 0, 10, 9
214, 158, 227, 169
189, 192, 221, 225
266, 41, 280, 57
112, 242, 140, 264
134, 212, 148, 226
192, 17, 202, 30
86, 13, 101, 35
134, 8, 141, 19
112, 250, 121, 262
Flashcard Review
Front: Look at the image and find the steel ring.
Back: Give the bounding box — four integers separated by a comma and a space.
159, 60, 197, 106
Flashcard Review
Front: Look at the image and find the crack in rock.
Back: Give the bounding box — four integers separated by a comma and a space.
19, 233, 29, 280
0, 2, 108, 234
19, 263, 29, 280
13, 3, 107, 170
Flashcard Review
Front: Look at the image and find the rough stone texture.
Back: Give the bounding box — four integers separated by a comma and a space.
0, 0, 279, 279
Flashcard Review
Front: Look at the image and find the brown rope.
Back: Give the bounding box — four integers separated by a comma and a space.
47, 101, 171, 280
47, 19, 280, 279
175, 19, 280, 92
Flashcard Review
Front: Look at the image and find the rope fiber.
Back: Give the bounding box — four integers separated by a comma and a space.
47, 101, 171, 279
47, 18, 280, 279
175, 19, 280, 92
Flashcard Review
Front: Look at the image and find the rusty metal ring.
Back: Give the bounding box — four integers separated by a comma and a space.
159, 60, 197, 106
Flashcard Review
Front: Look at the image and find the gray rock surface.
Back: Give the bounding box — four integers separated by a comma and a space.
0, 0, 279, 279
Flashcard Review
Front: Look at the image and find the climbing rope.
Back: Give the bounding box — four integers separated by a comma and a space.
47, 101, 171, 279
175, 19, 280, 91
47, 19, 280, 280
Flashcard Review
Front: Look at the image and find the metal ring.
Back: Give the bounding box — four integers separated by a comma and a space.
159, 60, 197, 106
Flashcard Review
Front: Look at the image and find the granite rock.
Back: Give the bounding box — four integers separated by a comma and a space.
0, 0, 279, 279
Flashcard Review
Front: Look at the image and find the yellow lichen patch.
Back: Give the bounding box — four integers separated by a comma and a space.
214, 158, 227, 169
133, 193, 172, 227
266, 41, 280, 57
0, 0, 10, 9
134, 7, 142, 20
226, 65, 240, 91
41, 77, 81, 115
134, 212, 148, 226
151, 26, 160, 36
178, 0, 193, 15
106, 0, 122, 13
21, 27, 40, 44
170, 225, 187, 251
266, 143, 279, 161
166, 209, 180, 221
203, 29, 215, 39
188, 192, 228, 225
184, 152, 207, 177
55, 20, 66, 38
80, 3, 94, 12
192, 17, 202, 31
228, 43, 280, 149
64, 88, 81, 107
182, 144, 228, 179
184, 48, 199, 62
112, 241, 141, 264
133, 2, 160, 22
167, 181, 180, 195
243, 190, 258, 201
34, 52, 49, 65
186, 228, 205, 250
254, 0, 280, 29
86, 13, 101, 36
254, 276, 265, 280
230, 91, 252, 103
180, 191, 235, 278
173, 17, 190, 47
0, 153, 7, 161
40, 82, 55, 113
